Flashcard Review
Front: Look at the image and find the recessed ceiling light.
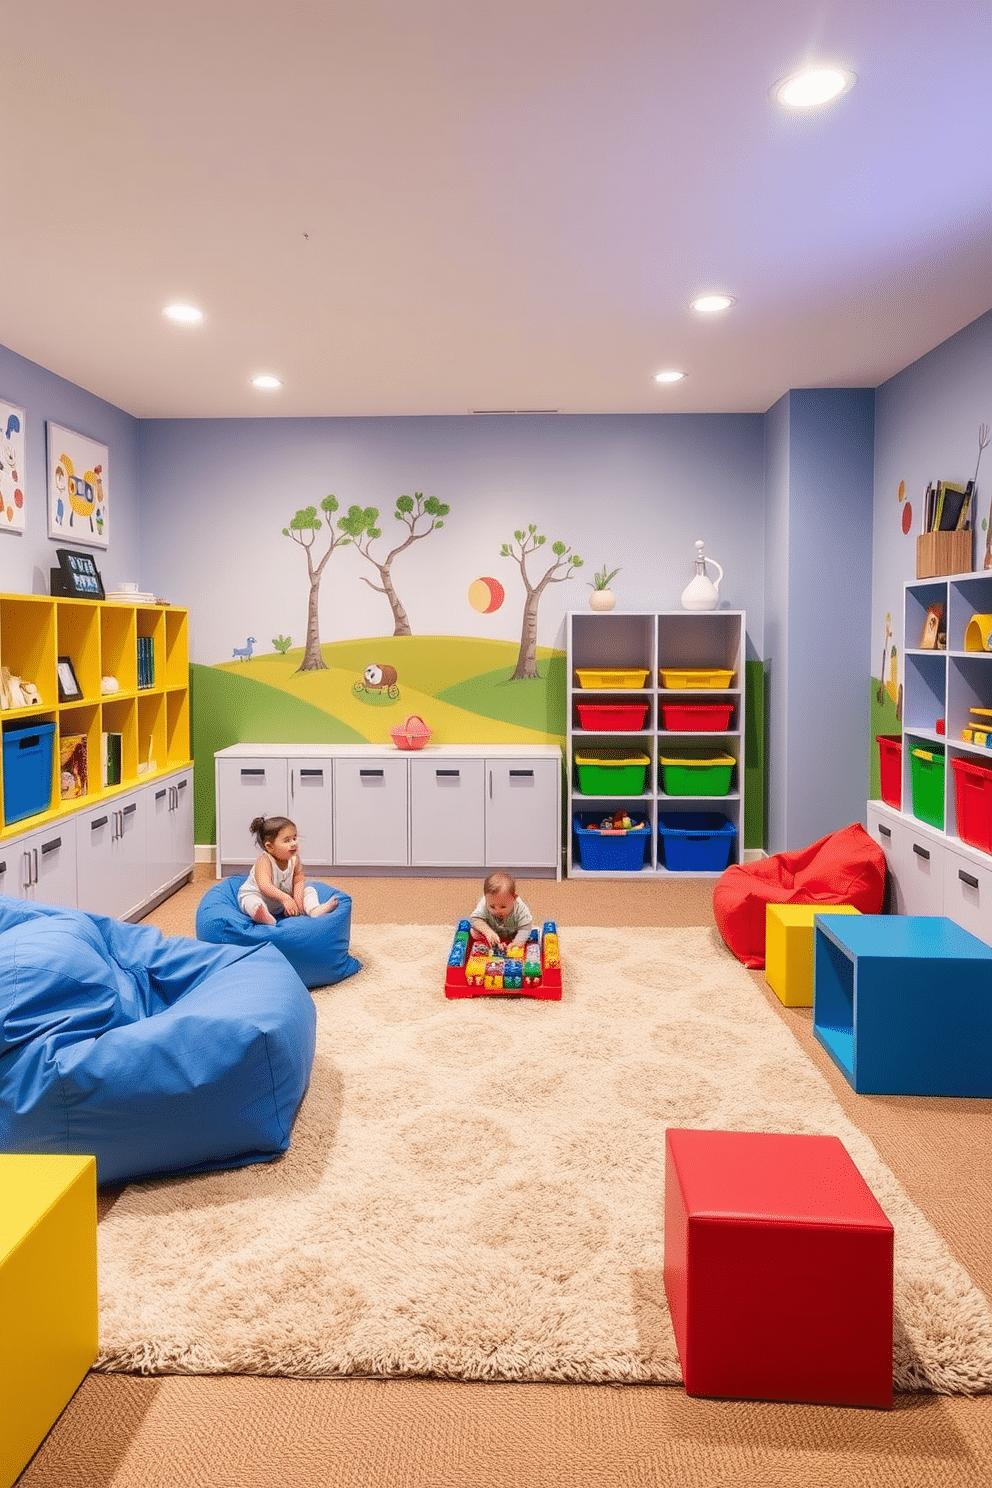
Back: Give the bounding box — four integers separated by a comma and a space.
654, 370, 686, 384
690, 294, 735, 314
163, 303, 203, 324
773, 66, 856, 109
251, 374, 282, 390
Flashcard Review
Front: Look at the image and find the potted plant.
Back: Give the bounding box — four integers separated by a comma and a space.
588, 564, 620, 611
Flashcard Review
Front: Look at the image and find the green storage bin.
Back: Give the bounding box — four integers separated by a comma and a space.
574, 749, 650, 795
658, 749, 735, 797
910, 746, 945, 829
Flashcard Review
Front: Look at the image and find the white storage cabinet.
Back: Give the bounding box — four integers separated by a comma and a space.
215, 743, 563, 878
1, 817, 78, 906
215, 749, 334, 869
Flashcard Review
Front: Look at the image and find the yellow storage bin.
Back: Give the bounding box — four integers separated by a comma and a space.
659, 667, 735, 689
575, 668, 649, 689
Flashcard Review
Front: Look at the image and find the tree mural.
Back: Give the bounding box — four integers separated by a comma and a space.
500, 525, 583, 679
282, 495, 351, 672
337, 492, 450, 636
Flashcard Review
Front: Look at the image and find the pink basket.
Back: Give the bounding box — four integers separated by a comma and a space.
390, 714, 433, 751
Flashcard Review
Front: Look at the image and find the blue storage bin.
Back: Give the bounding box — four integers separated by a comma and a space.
658, 811, 736, 871
3, 721, 56, 825
573, 811, 651, 871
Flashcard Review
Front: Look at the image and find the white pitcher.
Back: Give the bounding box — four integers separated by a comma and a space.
680, 540, 723, 611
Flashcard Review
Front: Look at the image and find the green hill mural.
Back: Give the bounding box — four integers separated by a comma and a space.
192, 636, 567, 841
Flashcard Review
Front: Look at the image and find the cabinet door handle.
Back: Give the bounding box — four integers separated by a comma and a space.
436, 769, 459, 778
877, 824, 891, 839
912, 843, 930, 860
32, 848, 39, 885
489, 771, 493, 798
91, 816, 109, 831
509, 769, 534, 778
959, 869, 980, 889
0, 860, 5, 874
360, 769, 384, 779
240, 768, 265, 777
123, 803, 137, 817
41, 837, 62, 855
176, 779, 187, 793
299, 768, 323, 778
156, 789, 167, 801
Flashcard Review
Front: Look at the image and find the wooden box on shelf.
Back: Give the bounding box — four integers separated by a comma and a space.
916, 530, 972, 580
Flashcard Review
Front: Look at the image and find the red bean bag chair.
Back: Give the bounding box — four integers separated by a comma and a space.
712, 821, 887, 969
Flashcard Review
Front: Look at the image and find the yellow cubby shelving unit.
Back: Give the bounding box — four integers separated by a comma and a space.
0, 594, 190, 840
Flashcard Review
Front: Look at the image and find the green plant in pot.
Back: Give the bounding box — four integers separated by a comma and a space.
588, 564, 620, 611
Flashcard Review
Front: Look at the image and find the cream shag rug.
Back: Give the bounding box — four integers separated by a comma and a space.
96, 925, 992, 1391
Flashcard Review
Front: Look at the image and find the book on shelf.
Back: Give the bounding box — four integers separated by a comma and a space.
59, 733, 88, 799
137, 635, 155, 689
924, 479, 973, 533
101, 731, 122, 787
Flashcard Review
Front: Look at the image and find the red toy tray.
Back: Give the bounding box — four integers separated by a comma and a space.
444, 922, 562, 1000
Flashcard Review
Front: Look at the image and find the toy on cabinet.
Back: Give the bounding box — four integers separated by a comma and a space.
445, 921, 562, 1000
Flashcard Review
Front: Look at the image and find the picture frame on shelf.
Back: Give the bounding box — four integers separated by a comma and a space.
47, 422, 109, 548
920, 602, 945, 650
56, 656, 83, 703
0, 397, 26, 534
51, 547, 106, 599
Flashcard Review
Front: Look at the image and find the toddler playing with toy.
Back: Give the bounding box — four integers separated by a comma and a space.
238, 814, 338, 925
468, 869, 534, 948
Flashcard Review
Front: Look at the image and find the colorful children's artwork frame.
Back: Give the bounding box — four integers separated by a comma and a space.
0, 398, 26, 534
47, 422, 109, 548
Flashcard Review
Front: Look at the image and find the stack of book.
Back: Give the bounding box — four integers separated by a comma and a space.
137, 636, 155, 689
923, 479, 974, 533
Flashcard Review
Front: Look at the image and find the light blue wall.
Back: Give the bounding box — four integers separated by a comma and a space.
137, 413, 766, 668
0, 343, 140, 595
872, 309, 992, 677
764, 393, 791, 851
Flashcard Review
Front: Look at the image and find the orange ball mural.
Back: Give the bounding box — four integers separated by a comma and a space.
468, 576, 505, 613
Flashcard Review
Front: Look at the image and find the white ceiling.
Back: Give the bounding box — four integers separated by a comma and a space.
4, 1, 991, 419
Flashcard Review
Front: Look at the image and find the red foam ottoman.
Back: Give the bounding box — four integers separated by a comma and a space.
664, 1128, 893, 1408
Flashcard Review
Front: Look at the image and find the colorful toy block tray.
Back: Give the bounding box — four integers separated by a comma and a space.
444, 920, 562, 1000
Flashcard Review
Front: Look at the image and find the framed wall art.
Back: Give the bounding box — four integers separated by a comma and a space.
47, 422, 109, 548
0, 398, 26, 534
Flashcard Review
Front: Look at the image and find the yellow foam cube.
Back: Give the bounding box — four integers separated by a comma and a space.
765, 904, 861, 1007
0, 1155, 98, 1488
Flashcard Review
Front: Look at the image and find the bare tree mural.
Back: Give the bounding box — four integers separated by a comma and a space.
501, 525, 583, 679
282, 494, 351, 672
337, 492, 450, 636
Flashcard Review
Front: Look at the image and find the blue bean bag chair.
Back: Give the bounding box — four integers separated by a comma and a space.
195, 876, 362, 990
0, 896, 316, 1185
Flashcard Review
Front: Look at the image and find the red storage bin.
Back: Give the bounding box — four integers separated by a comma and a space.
575, 701, 649, 731
661, 702, 734, 731
951, 755, 992, 853
876, 734, 902, 810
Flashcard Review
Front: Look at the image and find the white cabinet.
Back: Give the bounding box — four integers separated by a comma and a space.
943, 843, 992, 941
215, 750, 333, 869
145, 769, 194, 906
5, 818, 78, 905
566, 609, 745, 876
333, 756, 410, 867
486, 757, 561, 869
75, 791, 146, 920
410, 756, 486, 866
215, 744, 563, 877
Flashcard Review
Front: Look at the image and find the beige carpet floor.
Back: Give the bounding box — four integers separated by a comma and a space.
94, 922, 992, 1394
15, 868, 992, 1487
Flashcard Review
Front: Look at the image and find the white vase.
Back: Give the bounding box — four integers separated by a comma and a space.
589, 589, 616, 611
